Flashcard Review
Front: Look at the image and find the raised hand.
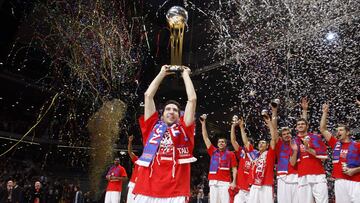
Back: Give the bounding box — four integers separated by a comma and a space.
238, 117, 245, 129
181, 65, 191, 77
322, 103, 329, 113
301, 97, 309, 111
199, 114, 207, 124
262, 110, 271, 124
128, 135, 134, 143
160, 65, 176, 76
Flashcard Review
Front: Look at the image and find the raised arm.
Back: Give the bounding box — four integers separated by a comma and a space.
270, 105, 278, 129
300, 97, 309, 120
230, 120, 240, 151
127, 135, 137, 160
181, 66, 197, 126
270, 104, 279, 143
144, 65, 172, 120
200, 114, 211, 149
238, 118, 250, 150
264, 113, 277, 150
320, 103, 332, 142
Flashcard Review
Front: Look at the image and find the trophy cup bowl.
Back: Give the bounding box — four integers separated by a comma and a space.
166, 6, 188, 26
271, 98, 280, 108
166, 6, 188, 66
232, 115, 239, 123
261, 109, 269, 119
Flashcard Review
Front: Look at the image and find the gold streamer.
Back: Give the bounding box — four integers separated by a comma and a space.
87, 99, 127, 197
0, 93, 60, 157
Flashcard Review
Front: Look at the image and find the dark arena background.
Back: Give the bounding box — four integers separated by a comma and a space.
0, 0, 359, 202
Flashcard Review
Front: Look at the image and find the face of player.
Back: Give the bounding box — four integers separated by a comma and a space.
114, 159, 120, 166
258, 140, 269, 153
217, 139, 227, 151
7, 181, 13, 191
281, 129, 292, 142
337, 127, 350, 141
35, 181, 41, 190
162, 104, 180, 125
296, 121, 308, 134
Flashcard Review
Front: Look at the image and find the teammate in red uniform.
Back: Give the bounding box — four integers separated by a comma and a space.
291, 114, 328, 203
247, 112, 277, 203
105, 157, 128, 203
200, 114, 237, 203
272, 98, 310, 203
133, 65, 197, 203
230, 117, 253, 203
320, 103, 360, 203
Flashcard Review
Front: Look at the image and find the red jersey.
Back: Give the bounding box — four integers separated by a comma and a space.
130, 156, 139, 183
328, 136, 360, 182
248, 147, 276, 186
106, 165, 127, 192
207, 145, 237, 182
133, 112, 195, 197
275, 139, 298, 175
295, 135, 326, 177
235, 145, 253, 191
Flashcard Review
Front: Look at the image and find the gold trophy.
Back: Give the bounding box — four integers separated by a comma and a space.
166, 6, 188, 70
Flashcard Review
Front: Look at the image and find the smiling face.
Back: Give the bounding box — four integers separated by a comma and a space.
162, 103, 180, 125
217, 138, 227, 151
296, 120, 309, 135
280, 128, 292, 142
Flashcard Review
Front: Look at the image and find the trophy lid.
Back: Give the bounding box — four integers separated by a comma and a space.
166, 6, 188, 25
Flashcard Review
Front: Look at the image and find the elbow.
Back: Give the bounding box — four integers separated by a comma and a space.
144, 92, 151, 99
188, 97, 197, 103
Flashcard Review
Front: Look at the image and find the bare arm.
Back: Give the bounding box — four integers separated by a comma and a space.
182, 66, 197, 126
289, 141, 298, 166
230, 167, 237, 189
230, 122, 240, 151
200, 114, 211, 149
320, 103, 332, 142
344, 166, 360, 176
300, 97, 309, 120
270, 105, 279, 143
127, 135, 137, 160
239, 118, 250, 150
110, 176, 128, 181
264, 114, 277, 150
144, 65, 172, 120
